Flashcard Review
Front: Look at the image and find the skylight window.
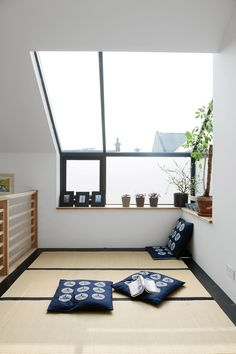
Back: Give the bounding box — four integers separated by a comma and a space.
103, 52, 212, 152
36, 51, 213, 204
39, 52, 103, 152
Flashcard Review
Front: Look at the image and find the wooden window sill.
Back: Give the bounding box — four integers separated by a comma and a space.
56, 205, 181, 210
182, 207, 212, 224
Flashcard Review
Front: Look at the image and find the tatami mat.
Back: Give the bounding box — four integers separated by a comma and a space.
29, 251, 188, 269
0, 300, 235, 354
2, 269, 210, 298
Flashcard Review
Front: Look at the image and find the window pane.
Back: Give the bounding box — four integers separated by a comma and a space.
66, 160, 100, 191
103, 52, 213, 153
106, 157, 191, 204
39, 52, 103, 151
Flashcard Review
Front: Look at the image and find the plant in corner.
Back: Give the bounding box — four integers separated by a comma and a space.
159, 161, 196, 207
183, 100, 213, 217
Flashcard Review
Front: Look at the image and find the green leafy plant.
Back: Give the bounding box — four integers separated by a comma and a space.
183, 100, 213, 197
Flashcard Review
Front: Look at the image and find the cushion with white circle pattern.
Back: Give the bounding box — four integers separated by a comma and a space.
146, 246, 176, 259
112, 271, 184, 305
47, 279, 113, 312
166, 218, 193, 257
146, 246, 192, 260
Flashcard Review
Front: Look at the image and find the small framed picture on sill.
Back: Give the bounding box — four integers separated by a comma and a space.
75, 192, 90, 207
91, 191, 105, 207
59, 191, 74, 207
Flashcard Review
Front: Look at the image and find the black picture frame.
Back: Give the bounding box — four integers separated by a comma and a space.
91, 191, 105, 207
59, 191, 74, 207
75, 192, 90, 207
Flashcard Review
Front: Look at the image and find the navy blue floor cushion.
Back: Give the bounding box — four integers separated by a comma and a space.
113, 271, 184, 305
47, 279, 113, 312
146, 246, 192, 260
146, 246, 176, 259
166, 218, 193, 257
146, 218, 193, 259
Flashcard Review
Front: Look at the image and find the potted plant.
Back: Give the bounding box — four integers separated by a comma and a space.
159, 161, 196, 207
135, 193, 145, 207
183, 100, 213, 216
121, 194, 131, 207
148, 193, 160, 207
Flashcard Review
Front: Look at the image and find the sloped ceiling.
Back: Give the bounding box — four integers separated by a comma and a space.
0, 0, 235, 152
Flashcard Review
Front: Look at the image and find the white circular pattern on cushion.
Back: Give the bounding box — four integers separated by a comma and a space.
179, 223, 185, 231
175, 233, 181, 242
168, 240, 172, 248
92, 293, 105, 300
150, 273, 161, 280
167, 251, 173, 255
93, 287, 105, 293
75, 293, 88, 301
125, 281, 131, 285
94, 282, 106, 287
79, 281, 91, 286
77, 286, 89, 292
61, 288, 73, 294
64, 281, 76, 287
177, 221, 182, 229
155, 281, 168, 287
139, 271, 150, 275
162, 277, 174, 283
158, 252, 166, 255
132, 274, 140, 280
171, 242, 176, 251
172, 231, 177, 239
59, 294, 72, 302
169, 229, 174, 236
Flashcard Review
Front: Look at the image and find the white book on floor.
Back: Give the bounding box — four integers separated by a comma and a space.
128, 275, 159, 297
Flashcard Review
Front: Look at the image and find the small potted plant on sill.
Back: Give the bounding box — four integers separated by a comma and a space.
183, 100, 213, 217
135, 193, 145, 207
121, 194, 131, 207
159, 161, 196, 207
148, 193, 160, 207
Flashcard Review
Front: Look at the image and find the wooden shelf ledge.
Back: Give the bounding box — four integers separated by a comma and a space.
182, 207, 212, 224
56, 205, 181, 210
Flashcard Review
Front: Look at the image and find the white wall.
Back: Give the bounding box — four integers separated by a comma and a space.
182, 8, 236, 304
0, 153, 181, 248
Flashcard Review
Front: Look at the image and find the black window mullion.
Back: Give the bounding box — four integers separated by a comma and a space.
98, 52, 106, 153
34, 52, 62, 155
60, 155, 67, 193
98, 52, 107, 198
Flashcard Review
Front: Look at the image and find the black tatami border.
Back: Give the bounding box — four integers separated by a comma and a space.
185, 258, 236, 325
0, 296, 213, 302
27, 267, 189, 271
0, 248, 235, 324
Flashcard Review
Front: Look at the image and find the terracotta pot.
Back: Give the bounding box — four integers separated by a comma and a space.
173, 193, 188, 207
121, 196, 131, 207
197, 196, 212, 217
149, 197, 158, 207
136, 196, 145, 207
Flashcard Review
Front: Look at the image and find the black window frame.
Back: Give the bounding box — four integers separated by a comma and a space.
34, 51, 195, 204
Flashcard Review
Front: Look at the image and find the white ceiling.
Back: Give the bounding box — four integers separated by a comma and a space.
0, 0, 235, 152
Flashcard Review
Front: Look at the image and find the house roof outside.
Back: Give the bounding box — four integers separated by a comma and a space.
152, 131, 187, 152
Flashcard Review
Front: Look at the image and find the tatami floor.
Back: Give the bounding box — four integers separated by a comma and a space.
0, 250, 236, 354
